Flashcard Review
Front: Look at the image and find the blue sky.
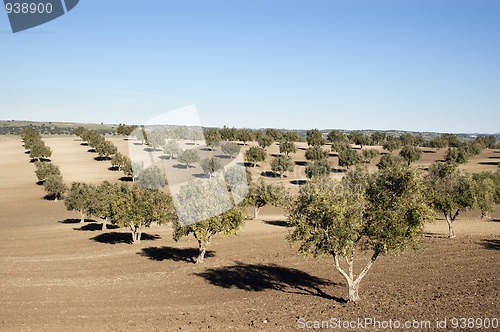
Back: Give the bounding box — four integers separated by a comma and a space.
1, 0, 499, 133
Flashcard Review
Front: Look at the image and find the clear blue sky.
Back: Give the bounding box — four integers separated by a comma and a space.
1, 0, 499, 133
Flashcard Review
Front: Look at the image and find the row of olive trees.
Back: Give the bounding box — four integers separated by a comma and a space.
74, 127, 135, 180
65, 181, 174, 237
20, 127, 53, 161
20, 128, 66, 200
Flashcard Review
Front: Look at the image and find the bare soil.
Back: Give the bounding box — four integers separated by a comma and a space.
0, 136, 498, 331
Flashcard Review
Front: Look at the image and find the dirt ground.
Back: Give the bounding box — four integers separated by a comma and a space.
0, 136, 498, 331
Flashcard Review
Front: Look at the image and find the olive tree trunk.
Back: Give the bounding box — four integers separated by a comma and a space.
444, 210, 460, 239
101, 217, 108, 231
332, 250, 378, 303
80, 211, 85, 223
130, 224, 143, 244
253, 207, 261, 220
196, 237, 211, 264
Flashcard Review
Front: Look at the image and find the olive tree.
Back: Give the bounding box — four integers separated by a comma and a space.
29, 142, 52, 161
43, 174, 66, 201
162, 140, 182, 159
246, 179, 287, 219
257, 135, 273, 150
65, 182, 93, 223
287, 165, 433, 302
338, 148, 360, 169
305, 159, 331, 179
204, 128, 221, 151
399, 145, 422, 165
271, 155, 294, 178
172, 178, 244, 263
361, 148, 379, 164
88, 181, 117, 231
221, 143, 240, 158
112, 185, 175, 243
178, 149, 200, 168
137, 165, 166, 190
95, 141, 117, 159
425, 162, 476, 238
200, 157, 223, 178
376, 154, 406, 170
305, 146, 328, 162
472, 172, 498, 219
111, 152, 130, 171
34, 161, 61, 183
245, 146, 266, 167
279, 140, 297, 156
382, 139, 401, 153
306, 129, 326, 147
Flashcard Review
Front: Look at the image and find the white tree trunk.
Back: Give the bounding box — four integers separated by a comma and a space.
253, 207, 260, 220
80, 212, 85, 223
101, 217, 108, 231
196, 239, 207, 264
332, 251, 378, 302
445, 214, 456, 239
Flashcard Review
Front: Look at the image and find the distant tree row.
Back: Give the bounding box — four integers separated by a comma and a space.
74, 127, 137, 181
20, 127, 52, 161
20, 128, 66, 200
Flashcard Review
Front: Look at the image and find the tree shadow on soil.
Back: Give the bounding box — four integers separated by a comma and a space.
488, 156, 500, 159
478, 161, 499, 166
261, 171, 280, 178
290, 179, 307, 185
295, 161, 308, 166
480, 239, 500, 250
119, 176, 133, 182
91, 232, 160, 244
263, 220, 289, 227
74, 222, 119, 231
139, 246, 215, 263
94, 156, 111, 161
195, 262, 344, 302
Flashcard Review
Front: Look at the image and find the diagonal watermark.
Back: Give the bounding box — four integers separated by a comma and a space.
128, 105, 249, 226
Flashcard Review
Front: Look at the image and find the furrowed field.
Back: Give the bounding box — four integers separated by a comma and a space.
0, 127, 498, 331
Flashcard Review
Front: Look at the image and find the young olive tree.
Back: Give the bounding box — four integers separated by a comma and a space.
136, 165, 166, 190
111, 152, 129, 171
257, 135, 273, 150
287, 165, 433, 302
34, 161, 61, 183
246, 179, 287, 220
65, 182, 93, 223
305, 159, 331, 179
338, 148, 360, 170
279, 140, 297, 156
112, 185, 175, 243
305, 146, 328, 162
30, 142, 52, 161
306, 129, 326, 147
221, 143, 241, 158
425, 162, 476, 238
399, 145, 422, 165
245, 146, 266, 167
271, 155, 294, 178
88, 181, 117, 231
43, 174, 66, 201
172, 178, 244, 263
471, 172, 498, 219
200, 157, 223, 178
178, 149, 200, 168
361, 148, 379, 164
162, 140, 181, 159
